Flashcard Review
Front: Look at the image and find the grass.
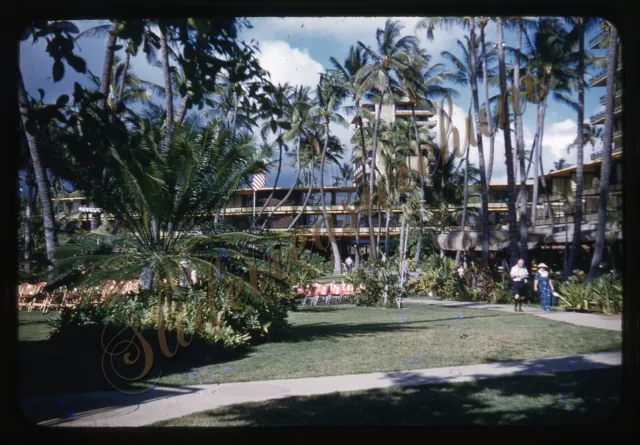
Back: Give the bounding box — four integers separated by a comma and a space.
18, 303, 621, 396
154, 367, 622, 427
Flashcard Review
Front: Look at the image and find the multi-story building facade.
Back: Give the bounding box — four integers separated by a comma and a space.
589, 21, 622, 159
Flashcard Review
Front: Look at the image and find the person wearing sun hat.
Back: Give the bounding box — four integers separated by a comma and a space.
534, 263, 554, 312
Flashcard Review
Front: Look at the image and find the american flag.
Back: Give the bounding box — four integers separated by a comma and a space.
251, 172, 267, 191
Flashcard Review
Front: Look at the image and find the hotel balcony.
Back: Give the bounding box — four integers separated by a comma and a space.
590, 105, 622, 125
393, 109, 435, 118
223, 203, 404, 217
590, 63, 623, 87
590, 144, 623, 160
599, 89, 622, 105
589, 30, 608, 49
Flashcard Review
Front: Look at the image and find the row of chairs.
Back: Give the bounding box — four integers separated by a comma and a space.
17, 279, 141, 313
296, 282, 366, 306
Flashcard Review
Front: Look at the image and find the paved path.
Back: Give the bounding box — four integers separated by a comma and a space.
21, 350, 621, 428
402, 298, 622, 331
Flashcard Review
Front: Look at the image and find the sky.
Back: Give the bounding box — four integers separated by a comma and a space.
19, 17, 610, 190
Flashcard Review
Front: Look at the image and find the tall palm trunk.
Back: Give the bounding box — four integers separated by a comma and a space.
538, 147, 556, 228
18, 74, 58, 267
586, 25, 618, 284
411, 107, 426, 270
377, 199, 383, 255
368, 100, 383, 261
258, 137, 284, 218
263, 140, 302, 227
480, 23, 494, 192
320, 120, 342, 274
288, 166, 314, 229
456, 122, 472, 266
515, 19, 529, 263
23, 168, 36, 274
496, 17, 519, 266
469, 19, 491, 267
398, 211, 407, 287
384, 206, 391, 258
99, 22, 118, 110
566, 21, 586, 279
231, 90, 239, 140
516, 131, 538, 206
160, 26, 174, 154
115, 51, 130, 108
355, 112, 368, 269
175, 94, 189, 126
531, 90, 548, 226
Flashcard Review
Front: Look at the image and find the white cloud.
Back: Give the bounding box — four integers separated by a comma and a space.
257, 40, 325, 88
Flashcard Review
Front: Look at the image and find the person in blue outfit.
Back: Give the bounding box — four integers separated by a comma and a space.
534, 263, 554, 312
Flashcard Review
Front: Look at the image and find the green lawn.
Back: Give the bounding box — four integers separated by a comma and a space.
18, 304, 621, 395
154, 367, 622, 427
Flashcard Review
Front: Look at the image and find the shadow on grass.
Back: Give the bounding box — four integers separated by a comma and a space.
156, 367, 622, 427
269, 313, 504, 344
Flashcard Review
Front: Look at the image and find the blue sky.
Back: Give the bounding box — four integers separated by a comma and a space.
20, 17, 609, 190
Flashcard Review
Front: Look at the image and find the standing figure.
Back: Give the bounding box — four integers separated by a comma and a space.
510, 258, 528, 312
345, 256, 354, 274
534, 263, 554, 312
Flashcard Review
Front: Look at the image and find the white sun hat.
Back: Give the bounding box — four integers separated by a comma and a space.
537, 263, 549, 269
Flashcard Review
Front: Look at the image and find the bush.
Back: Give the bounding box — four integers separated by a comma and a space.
556, 276, 596, 311
590, 273, 623, 314
344, 261, 401, 308
409, 256, 460, 299
48, 271, 294, 350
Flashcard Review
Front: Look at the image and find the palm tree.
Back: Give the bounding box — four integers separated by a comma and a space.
316, 73, 349, 274
401, 47, 459, 270
495, 17, 520, 266
256, 83, 293, 221
263, 86, 313, 226
553, 158, 572, 170
420, 17, 491, 266
564, 17, 601, 279
18, 75, 58, 268
357, 19, 419, 262
506, 17, 538, 264
523, 19, 579, 229
330, 46, 372, 268
586, 22, 619, 284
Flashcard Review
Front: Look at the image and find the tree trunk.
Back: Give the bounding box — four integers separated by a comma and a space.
531, 101, 543, 227
587, 25, 618, 284
320, 120, 342, 275
496, 17, 519, 267
368, 100, 383, 261
23, 169, 36, 274
516, 131, 538, 207
455, 131, 471, 266
99, 22, 118, 110
258, 136, 284, 219
18, 74, 57, 267
411, 107, 426, 270
480, 24, 494, 191
288, 168, 314, 229
175, 94, 189, 126
398, 212, 407, 287
160, 26, 174, 154
469, 19, 491, 267
538, 147, 556, 228
116, 51, 130, 108
231, 89, 238, 140
377, 200, 382, 255
384, 207, 391, 259
515, 18, 529, 264
566, 22, 585, 279
263, 139, 301, 227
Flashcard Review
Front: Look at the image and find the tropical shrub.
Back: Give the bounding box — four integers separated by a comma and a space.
556, 276, 596, 311
344, 260, 400, 307
587, 273, 623, 314
409, 256, 460, 299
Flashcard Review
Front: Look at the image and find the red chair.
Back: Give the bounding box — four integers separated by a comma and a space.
18, 283, 34, 311
28, 282, 48, 312
345, 283, 355, 300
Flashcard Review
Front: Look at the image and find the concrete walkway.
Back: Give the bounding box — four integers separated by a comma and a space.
402, 298, 622, 331
21, 350, 621, 428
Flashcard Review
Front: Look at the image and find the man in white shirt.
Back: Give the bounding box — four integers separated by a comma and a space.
345, 256, 354, 274
510, 258, 528, 312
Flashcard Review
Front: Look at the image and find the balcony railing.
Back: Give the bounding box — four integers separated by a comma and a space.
589, 31, 607, 49
590, 105, 623, 123
599, 89, 623, 104
590, 145, 622, 160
